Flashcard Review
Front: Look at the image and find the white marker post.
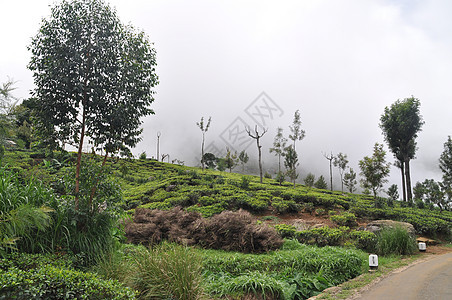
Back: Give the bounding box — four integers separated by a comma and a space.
418, 242, 426, 252
369, 254, 378, 271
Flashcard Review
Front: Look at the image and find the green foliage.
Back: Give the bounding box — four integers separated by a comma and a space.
284, 145, 299, 187
272, 197, 298, 214
202, 240, 365, 299
380, 97, 424, 201
359, 143, 391, 199
375, 225, 417, 256
275, 171, 286, 186
297, 226, 349, 247
274, 224, 297, 239
350, 231, 377, 252
304, 173, 315, 187
240, 175, 251, 190
0, 252, 135, 299
0, 167, 54, 256
238, 150, 249, 172
343, 168, 357, 193
330, 212, 357, 227
139, 151, 147, 160
314, 175, 328, 190
126, 243, 204, 300
387, 184, 399, 201
28, 0, 158, 154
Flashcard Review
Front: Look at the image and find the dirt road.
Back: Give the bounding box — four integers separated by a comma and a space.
352, 252, 452, 300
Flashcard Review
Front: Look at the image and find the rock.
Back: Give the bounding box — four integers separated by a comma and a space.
365, 220, 416, 236
166, 184, 177, 192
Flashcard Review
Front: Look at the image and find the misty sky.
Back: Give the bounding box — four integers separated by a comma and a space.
1, 0, 452, 192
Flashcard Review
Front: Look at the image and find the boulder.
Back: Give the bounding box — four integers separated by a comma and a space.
365, 220, 415, 236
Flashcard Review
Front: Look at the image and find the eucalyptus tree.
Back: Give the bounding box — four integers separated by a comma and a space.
288, 109, 305, 152
197, 116, 211, 170
333, 152, 349, 192
359, 143, 391, 199
246, 125, 267, 183
269, 127, 287, 174
380, 97, 424, 201
28, 0, 158, 207
439, 136, 452, 208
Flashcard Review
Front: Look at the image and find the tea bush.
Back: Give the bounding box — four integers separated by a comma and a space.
0, 252, 135, 299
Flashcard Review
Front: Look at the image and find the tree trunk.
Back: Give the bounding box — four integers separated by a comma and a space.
258, 139, 263, 184
400, 160, 407, 201
75, 106, 86, 210
405, 158, 413, 201
329, 160, 333, 191
201, 133, 205, 170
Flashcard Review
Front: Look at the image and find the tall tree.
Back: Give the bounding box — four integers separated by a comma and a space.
197, 116, 211, 170
333, 152, 348, 192
269, 127, 287, 174
323, 152, 334, 191
246, 125, 267, 183
284, 145, 299, 187
359, 143, 391, 199
28, 0, 158, 208
439, 136, 452, 209
288, 109, 305, 152
380, 97, 424, 201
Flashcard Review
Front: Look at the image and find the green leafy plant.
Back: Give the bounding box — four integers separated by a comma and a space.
375, 225, 417, 256
126, 243, 204, 300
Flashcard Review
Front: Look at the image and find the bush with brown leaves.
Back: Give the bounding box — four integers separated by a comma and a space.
125, 207, 283, 253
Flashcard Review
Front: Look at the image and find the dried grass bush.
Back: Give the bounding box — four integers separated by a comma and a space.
125, 207, 283, 253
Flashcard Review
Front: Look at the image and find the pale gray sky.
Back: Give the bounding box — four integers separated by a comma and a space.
1, 0, 452, 192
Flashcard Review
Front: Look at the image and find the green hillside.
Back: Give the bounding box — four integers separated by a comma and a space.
4, 149, 451, 239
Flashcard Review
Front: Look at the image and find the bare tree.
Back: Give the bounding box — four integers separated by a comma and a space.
323, 151, 334, 191
197, 116, 212, 170
246, 125, 268, 183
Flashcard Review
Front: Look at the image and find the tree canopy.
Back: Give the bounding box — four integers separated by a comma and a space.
380, 97, 423, 201
28, 0, 158, 206
359, 143, 391, 199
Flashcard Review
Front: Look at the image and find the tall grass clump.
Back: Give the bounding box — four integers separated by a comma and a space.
126, 242, 204, 300
376, 225, 417, 256
0, 166, 54, 256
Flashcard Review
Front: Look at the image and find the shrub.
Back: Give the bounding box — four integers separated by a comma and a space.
330, 212, 357, 227
0, 253, 135, 299
274, 224, 297, 239
272, 197, 298, 214
375, 225, 417, 256
315, 208, 326, 216
350, 230, 377, 252
126, 243, 203, 300
240, 176, 251, 190
297, 226, 348, 247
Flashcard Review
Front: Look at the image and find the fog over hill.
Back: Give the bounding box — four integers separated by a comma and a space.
1, 0, 452, 192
